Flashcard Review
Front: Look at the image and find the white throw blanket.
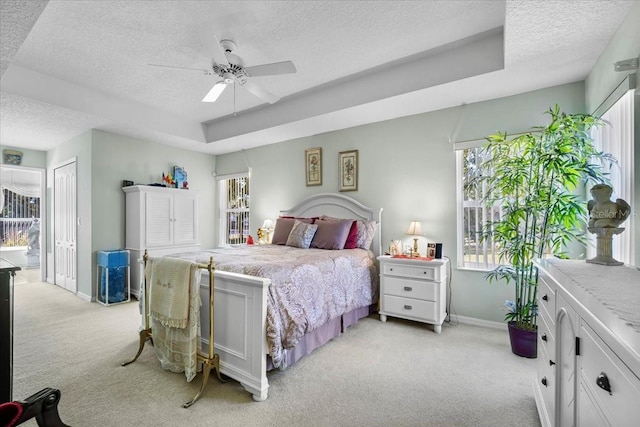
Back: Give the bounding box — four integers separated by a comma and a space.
145, 257, 202, 382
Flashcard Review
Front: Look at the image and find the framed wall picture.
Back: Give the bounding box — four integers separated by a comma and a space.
339, 150, 358, 192
305, 147, 322, 186
3, 149, 23, 165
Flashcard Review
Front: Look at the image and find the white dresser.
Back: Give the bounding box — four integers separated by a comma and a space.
534, 258, 640, 427
377, 255, 448, 333
123, 185, 200, 298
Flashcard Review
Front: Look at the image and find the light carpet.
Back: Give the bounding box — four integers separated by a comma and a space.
11, 274, 541, 427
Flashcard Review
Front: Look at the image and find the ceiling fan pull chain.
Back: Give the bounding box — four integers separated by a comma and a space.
233, 81, 237, 116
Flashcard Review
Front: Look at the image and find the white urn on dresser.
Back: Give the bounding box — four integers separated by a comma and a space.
123, 185, 200, 298
377, 255, 448, 333
533, 258, 640, 427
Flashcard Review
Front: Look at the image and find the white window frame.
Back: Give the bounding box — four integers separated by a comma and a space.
216, 170, 250, 246
589, 88, 635, 265
455, 140, 502, 271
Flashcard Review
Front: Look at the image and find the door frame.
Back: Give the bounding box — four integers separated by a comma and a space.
52, 158, 77, 293
0, 164, 46, 281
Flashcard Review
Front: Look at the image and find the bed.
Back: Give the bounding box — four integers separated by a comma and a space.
133, 193, 383, 402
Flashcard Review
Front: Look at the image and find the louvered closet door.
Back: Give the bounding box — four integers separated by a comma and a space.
173, 193, 198, 245
144, 192, 173, 247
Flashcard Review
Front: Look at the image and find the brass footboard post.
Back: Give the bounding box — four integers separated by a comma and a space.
122, 250, 152, 367
183, 256, 226, 408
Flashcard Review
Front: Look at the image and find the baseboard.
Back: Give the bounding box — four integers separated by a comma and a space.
448, 314, 507, 330
77, 291, 92, 302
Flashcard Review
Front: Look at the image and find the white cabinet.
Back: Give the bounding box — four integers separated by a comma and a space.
123, 185, 200, 297
533, 259, 640, 427
377, 256, 448, 333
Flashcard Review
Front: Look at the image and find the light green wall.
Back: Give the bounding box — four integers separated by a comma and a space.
217, 81, 585, 323
46, 130, 92, 297
90, 130, 217, 299
585, 3, 640, 114
0, 144, 46, 168
46, 130, 216, 300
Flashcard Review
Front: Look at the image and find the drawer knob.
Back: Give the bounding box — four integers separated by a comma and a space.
549, 360, 555, 367
541, 377, 547, 387
596, 372, 612, 395
541, 333, 547, 342
403, 305, 412, 310
403, 286, 413, 292
542, 294, 548, 301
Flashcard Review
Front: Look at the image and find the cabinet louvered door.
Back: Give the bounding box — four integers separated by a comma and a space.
173, 193, 198, 245
145, 192, 173, 247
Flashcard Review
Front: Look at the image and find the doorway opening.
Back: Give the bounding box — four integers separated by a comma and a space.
0, 165, 45, 283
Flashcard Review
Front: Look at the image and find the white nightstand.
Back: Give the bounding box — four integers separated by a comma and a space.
377, 255, 449, 333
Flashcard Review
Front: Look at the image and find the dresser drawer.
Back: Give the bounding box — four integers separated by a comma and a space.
538, 275, 555, 325
538, 312, 555, 358
580, 323, 640, 426
383, 263, 440, 281
382, 295, 436, 322
537, 343, 555, 424
384, 277, 436, 301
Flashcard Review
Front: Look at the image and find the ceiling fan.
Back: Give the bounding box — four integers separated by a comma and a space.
149, 33, 296, 104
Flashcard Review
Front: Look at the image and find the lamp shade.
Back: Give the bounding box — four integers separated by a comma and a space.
261, 219, 275, 230
405, 221, 423, 236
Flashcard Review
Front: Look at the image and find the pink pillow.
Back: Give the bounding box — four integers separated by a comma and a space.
310, 219, 353, 250
343, 220, 358, 249
272, 217, 314, 245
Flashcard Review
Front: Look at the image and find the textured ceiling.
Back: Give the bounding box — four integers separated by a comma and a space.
0, 0, 635, 155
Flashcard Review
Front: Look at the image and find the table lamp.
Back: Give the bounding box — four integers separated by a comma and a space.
261, 219, 275, 243
406, 221, 423, 257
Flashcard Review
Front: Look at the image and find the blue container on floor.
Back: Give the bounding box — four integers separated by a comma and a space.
97, 250, 130, 305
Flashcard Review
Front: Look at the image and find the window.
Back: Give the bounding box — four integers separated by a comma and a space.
456, 144, 502, 270
218, 173, 250, 246
1, 185, 40, 247
589, 89, 635, 265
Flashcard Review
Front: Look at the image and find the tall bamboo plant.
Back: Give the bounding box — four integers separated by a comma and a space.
475, 105, 614, 331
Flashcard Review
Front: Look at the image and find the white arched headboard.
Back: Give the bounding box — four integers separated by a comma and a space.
279, 193, 383, 257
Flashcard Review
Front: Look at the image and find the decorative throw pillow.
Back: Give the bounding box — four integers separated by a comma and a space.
272, 217, 314, 245
310, 219, 353, 250
356, 220, 377, 250
286, 220, 318, 249
343, 220, 359, 249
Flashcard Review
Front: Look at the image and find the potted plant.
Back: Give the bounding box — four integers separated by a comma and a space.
474, 105, 614, 357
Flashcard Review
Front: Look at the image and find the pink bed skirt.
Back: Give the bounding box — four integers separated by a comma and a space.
267, 304, 374, 371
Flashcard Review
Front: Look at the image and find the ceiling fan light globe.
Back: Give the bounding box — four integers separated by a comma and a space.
202, 82, 226, 102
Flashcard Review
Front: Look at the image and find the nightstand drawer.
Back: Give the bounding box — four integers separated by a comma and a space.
384, 277, 436, 301
382, 295, 436, 321
383, 263, 439, 281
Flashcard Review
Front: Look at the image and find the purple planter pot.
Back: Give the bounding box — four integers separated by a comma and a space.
508, 321, 537, 358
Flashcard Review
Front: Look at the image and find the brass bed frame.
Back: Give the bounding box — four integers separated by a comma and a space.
121, 250, 225, 408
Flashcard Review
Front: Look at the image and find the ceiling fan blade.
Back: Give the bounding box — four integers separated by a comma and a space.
197, 28, 229, 66
149, 63, 210, 73
239, 79, 280, 104
202, 81, 227, 103
244, 60, 297, 77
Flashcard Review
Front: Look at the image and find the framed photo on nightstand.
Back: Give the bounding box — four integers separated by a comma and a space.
427, 243, 436, 258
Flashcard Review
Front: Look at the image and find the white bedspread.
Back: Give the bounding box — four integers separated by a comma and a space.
170, 245, 378, 368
